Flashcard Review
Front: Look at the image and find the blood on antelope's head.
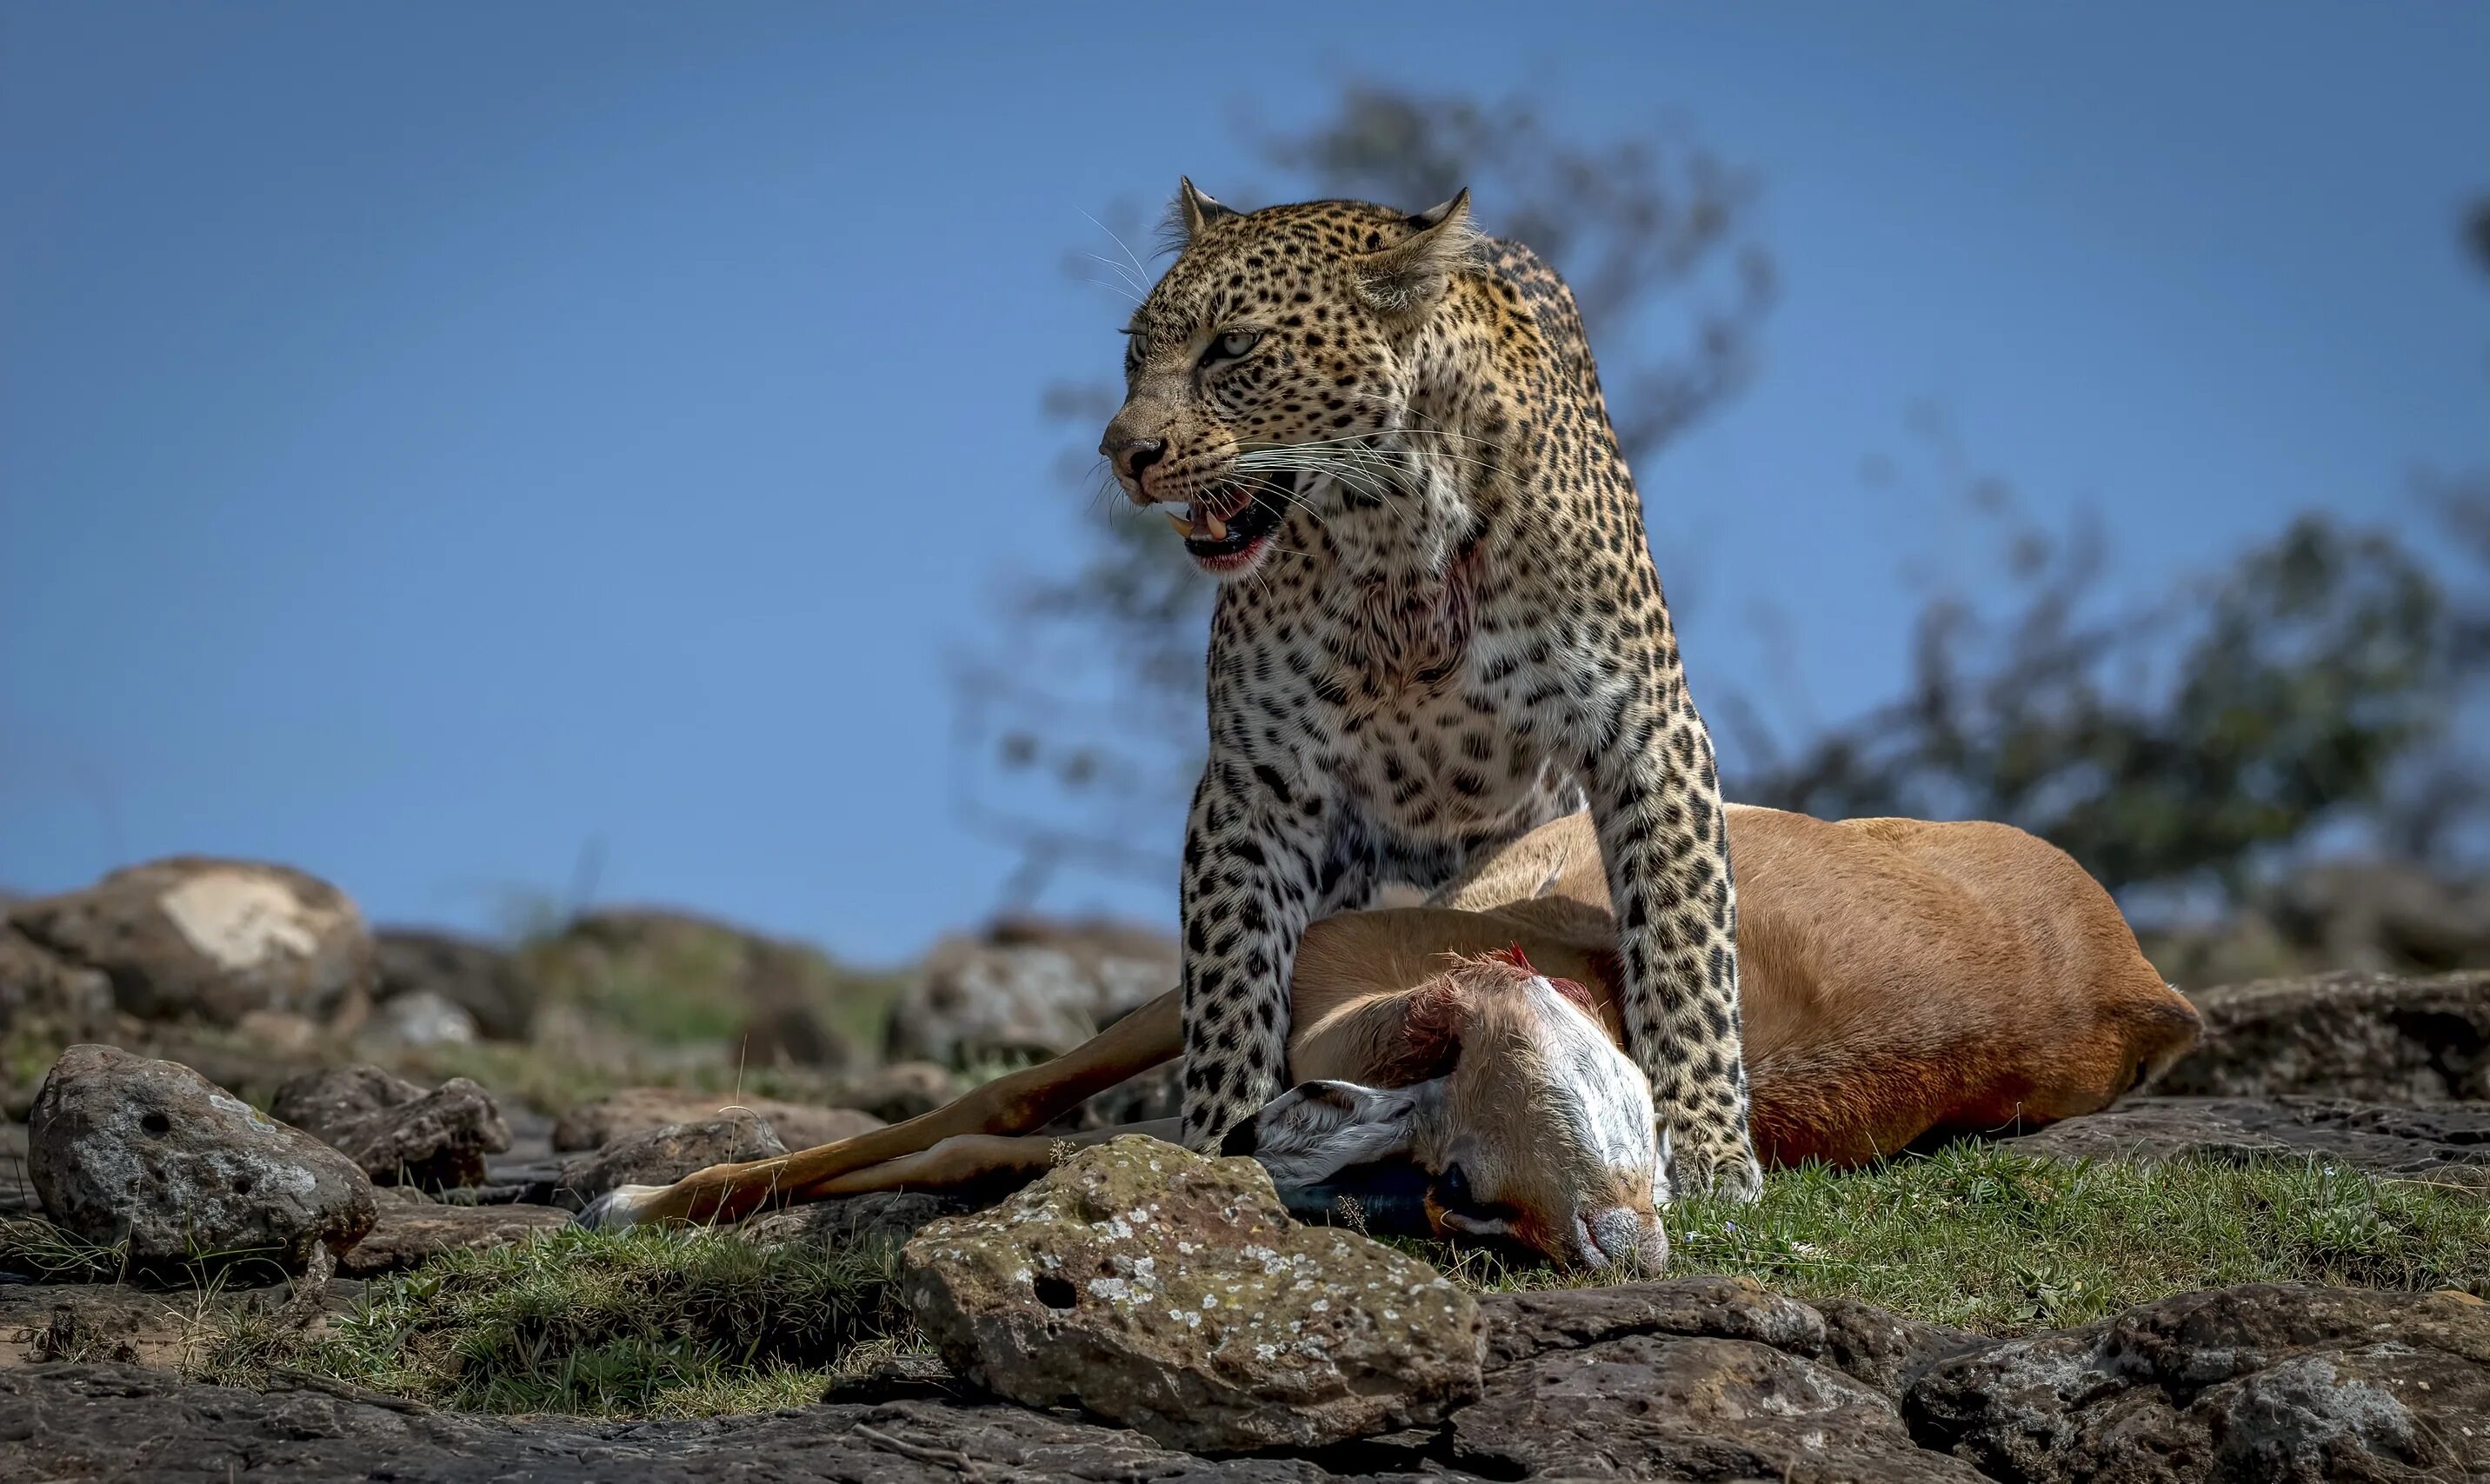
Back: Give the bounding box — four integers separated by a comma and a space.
1225, 948, 1668, 1272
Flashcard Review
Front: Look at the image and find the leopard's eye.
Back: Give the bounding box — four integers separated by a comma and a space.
1202, 329, 1262, 364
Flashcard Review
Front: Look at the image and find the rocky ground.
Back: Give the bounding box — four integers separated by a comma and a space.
1, 853, 2485, 1482
14, 1276, 2485, 1483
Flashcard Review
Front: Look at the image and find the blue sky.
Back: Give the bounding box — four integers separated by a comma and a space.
3, 3, 2483, 962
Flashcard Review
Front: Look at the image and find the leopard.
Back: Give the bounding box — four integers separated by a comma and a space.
1097, 181, 1761, 1199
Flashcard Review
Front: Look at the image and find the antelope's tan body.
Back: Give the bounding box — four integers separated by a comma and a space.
589, 806, 2200, 1242
1296, 806, 2202, 1166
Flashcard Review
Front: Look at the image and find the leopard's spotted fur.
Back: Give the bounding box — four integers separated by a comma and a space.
1100, 183, 1761, 1198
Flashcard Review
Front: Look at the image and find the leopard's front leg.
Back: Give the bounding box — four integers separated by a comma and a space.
1174, 753, 1341, 1151
1587, 688, 1763, 1201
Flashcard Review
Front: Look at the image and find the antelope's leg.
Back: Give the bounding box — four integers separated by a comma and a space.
800, 1118, 1185, 1199
603, 992, 1182, 1227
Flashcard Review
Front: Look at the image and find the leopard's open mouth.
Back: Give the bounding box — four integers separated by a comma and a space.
1168, 472, 1294, 573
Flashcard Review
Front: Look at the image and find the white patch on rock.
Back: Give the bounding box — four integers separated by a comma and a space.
159, 872, 320, 970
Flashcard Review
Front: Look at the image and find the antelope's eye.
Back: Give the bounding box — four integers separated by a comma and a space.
1202, 329, 1261, 364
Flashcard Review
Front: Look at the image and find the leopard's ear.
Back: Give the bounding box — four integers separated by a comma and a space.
1355, 189, 1478, 316
1175, 177, 1239, 241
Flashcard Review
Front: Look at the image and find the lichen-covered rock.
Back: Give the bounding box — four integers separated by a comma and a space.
1907, 1284, 2490, 1482
27, 1044, 376, 1274
549, 1087, 881, 1153
544, 1113, 785, 1211
9, 858, 373, 1026
270, 1065, 511, 1190
901, 1135, 1481, 1453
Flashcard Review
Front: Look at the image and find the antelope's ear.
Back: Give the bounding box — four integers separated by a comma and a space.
1355, 189, 1478, 315
1176, 177, 1238, 240
1223, 1079, 1431, 1187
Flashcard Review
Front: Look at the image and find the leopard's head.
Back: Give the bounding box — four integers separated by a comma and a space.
1100, 183, 1479, 579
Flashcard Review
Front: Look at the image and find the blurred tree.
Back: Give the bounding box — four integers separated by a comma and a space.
1725, 451, 2477, 900
956, 84, 1774, 908
1728, 200, 2490, 902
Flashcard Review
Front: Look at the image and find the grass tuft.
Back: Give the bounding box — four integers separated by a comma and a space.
0, 1214, 129, 1283
1404, 1146, 2489, 1333
196, 1224, 914, 1417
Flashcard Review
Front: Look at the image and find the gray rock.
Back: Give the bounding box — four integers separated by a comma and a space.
270, 1064, 424, 1139
1811, 1294, 1985, 1398
0, 928, 113, 1038
549, 1087, 881, 1153
1475, 1274, 1826, 1370
271, 1065, 511, 1190
372, 928, 533, 1040
1907, 1283, 2490, 1482
902, 1135, 1482, 1453
2160, 969, 2489, 1102
336, 1201, 570, 1277
740, 1191, 969, 1251
28, 1044, 376, 1275
889, 919, 1173, 1068
833, 1061, 962, 1124
9, 858, 373, 1026
356, 989, 480, 1048
1451, 1331, 1987, 1481
544, 1113, 785, 1211
0, 1368, 1360, 1481
2264, 859, 2490, 975
2005, 1095, 2490, 1184
1474, 1278, 1979, 1406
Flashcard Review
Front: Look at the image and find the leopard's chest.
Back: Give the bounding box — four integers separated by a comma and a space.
1211, 528, 1595, 842
1327, 684, 1570, 844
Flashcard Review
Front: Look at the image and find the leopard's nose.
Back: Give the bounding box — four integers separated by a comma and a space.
1109, 436, 1167, 488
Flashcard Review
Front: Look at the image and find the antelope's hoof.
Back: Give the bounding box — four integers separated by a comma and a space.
573, 1184, 667, 1230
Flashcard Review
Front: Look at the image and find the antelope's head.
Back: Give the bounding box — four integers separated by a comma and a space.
1223, 949, 1669, 1272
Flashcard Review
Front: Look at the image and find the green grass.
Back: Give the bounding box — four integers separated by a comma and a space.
196, 1223, 915, 1417
179, 1147, 2486, 1418
1401, 1145, 2490, 1334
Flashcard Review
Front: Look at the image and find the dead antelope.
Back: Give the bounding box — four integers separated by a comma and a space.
581, 806, 2200, 1270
